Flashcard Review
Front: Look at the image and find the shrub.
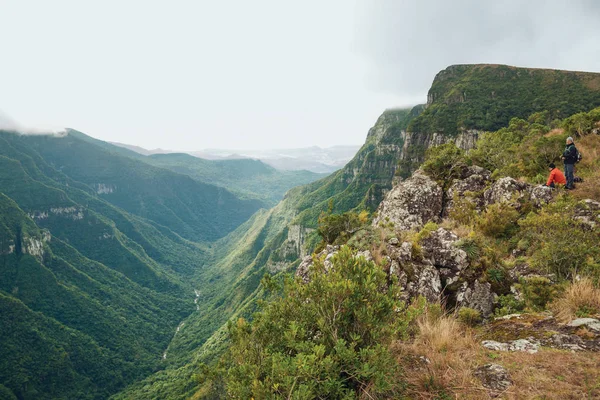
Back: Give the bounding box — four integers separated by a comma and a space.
421, 144, 467, 187
518, 198, 600, 279
317, 209, 365, 246
518, 276, 561, 311
476, 203, 520, 239
457, 307, 482, 327
448, 193, 478, 225
551, 278, 600, 323
494, 294, 525, 317
415, 221, 439, 243
221, 246, 410, 398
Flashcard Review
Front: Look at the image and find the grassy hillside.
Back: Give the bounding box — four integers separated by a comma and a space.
70, 130, 328, 206
9, 131, 263, 242
144, 153, 327, 206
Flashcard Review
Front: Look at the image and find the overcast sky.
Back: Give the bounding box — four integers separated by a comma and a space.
1, 0, 600, 150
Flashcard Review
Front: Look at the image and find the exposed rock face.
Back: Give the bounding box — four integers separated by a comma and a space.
21, 231, 51, 261
473, 364, 512, 392
483, 177, 554, 209
482, 338, 540, 354
574, 199, 600, 228
30, 207, 85, 221
456, 280, 497, 317
296, 245, 339, 283
484, 177, 529, 206
444, 166, 491, 216
420, 228, 469, 272
399, 129, 479, 168
95, 183, 116, 194
404, 264, 442, 303
372, 171, 443, 231
567, 318, 600, 332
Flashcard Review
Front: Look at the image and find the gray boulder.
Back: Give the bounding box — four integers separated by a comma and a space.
484, 177, 528, 206
456, 280, 497, 317
573, 199, 600, 229
372, 170, 443, 231
420, 228, 469, 271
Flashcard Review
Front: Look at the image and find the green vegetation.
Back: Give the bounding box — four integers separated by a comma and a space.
410, 64, 600, 136
144, 153, 327, 206
199, 247, 413, 398
18, 130, 264, 242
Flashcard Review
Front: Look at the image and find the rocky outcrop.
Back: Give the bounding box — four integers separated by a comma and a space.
574, 199, 600, 228
444, 166, 491, 216
420, 228, 469, 273
296, 245, 339, 283
482, 338, 540, 354
456, 280, 497, 317
30, 207, 84, 221
94, 183, 116, 194
399, 129, 479, 169
372, 171, 443, 231
21, 230, 51, 261
483, 177, 553, 208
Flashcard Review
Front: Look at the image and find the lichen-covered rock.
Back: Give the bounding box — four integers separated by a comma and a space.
372, 170, 443, 231
474, 364, 512, 392
573, 199, 600, 229
484, 177, 529, 206
456, 280, 497, 317
444, 166, 491, 216
567, 318, 600, 332
551, 333, 585, 351
528, 185, 554, 207
420, 228, 468, 271
295, 245, 339, 283
405, 263, 442, 303
481, 338, 539, 353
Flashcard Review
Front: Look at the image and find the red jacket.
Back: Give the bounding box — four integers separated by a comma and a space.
547, 168, 567, 186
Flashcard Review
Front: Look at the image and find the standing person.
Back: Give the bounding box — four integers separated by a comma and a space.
544, 163, 566, 188
562, 137, 578, 190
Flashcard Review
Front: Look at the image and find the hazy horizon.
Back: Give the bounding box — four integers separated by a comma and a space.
2, 0, 600, 150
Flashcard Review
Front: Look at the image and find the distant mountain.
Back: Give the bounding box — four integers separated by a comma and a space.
110, 142, 361, 173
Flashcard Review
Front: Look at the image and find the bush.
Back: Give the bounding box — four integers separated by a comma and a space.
475, 203, 520, 239
518, 197, 600, 279
494, 294, 525, 317
457, 307, 482, 326
220, 246, 410, 398
518, 276, 561, 311
317, 208, 365, 247
421, 144, 467, 187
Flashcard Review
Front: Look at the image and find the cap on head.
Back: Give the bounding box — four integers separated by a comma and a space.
567, 136, 574, 143
549, 163, 555, 169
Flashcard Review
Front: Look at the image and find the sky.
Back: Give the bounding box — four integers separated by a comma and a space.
1, 0, 600, 150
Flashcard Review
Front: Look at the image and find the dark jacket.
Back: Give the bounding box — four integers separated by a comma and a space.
563, 143, 578, 164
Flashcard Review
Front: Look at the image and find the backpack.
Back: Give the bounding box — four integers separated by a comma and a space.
575, 147, 582, 163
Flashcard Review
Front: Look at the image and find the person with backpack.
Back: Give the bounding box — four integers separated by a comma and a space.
561, 136, 578, 190
544, 163, 566, 188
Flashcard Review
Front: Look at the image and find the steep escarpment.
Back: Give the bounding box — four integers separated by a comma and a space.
398, 64, 600, 176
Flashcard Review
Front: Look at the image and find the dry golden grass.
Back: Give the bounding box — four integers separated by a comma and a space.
396, 310, 600, 399
492, 350, 600, 399
396, 314, 485, 399
551, 278, 600, 323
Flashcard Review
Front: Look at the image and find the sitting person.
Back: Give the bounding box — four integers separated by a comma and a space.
544, 163, 566, 188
